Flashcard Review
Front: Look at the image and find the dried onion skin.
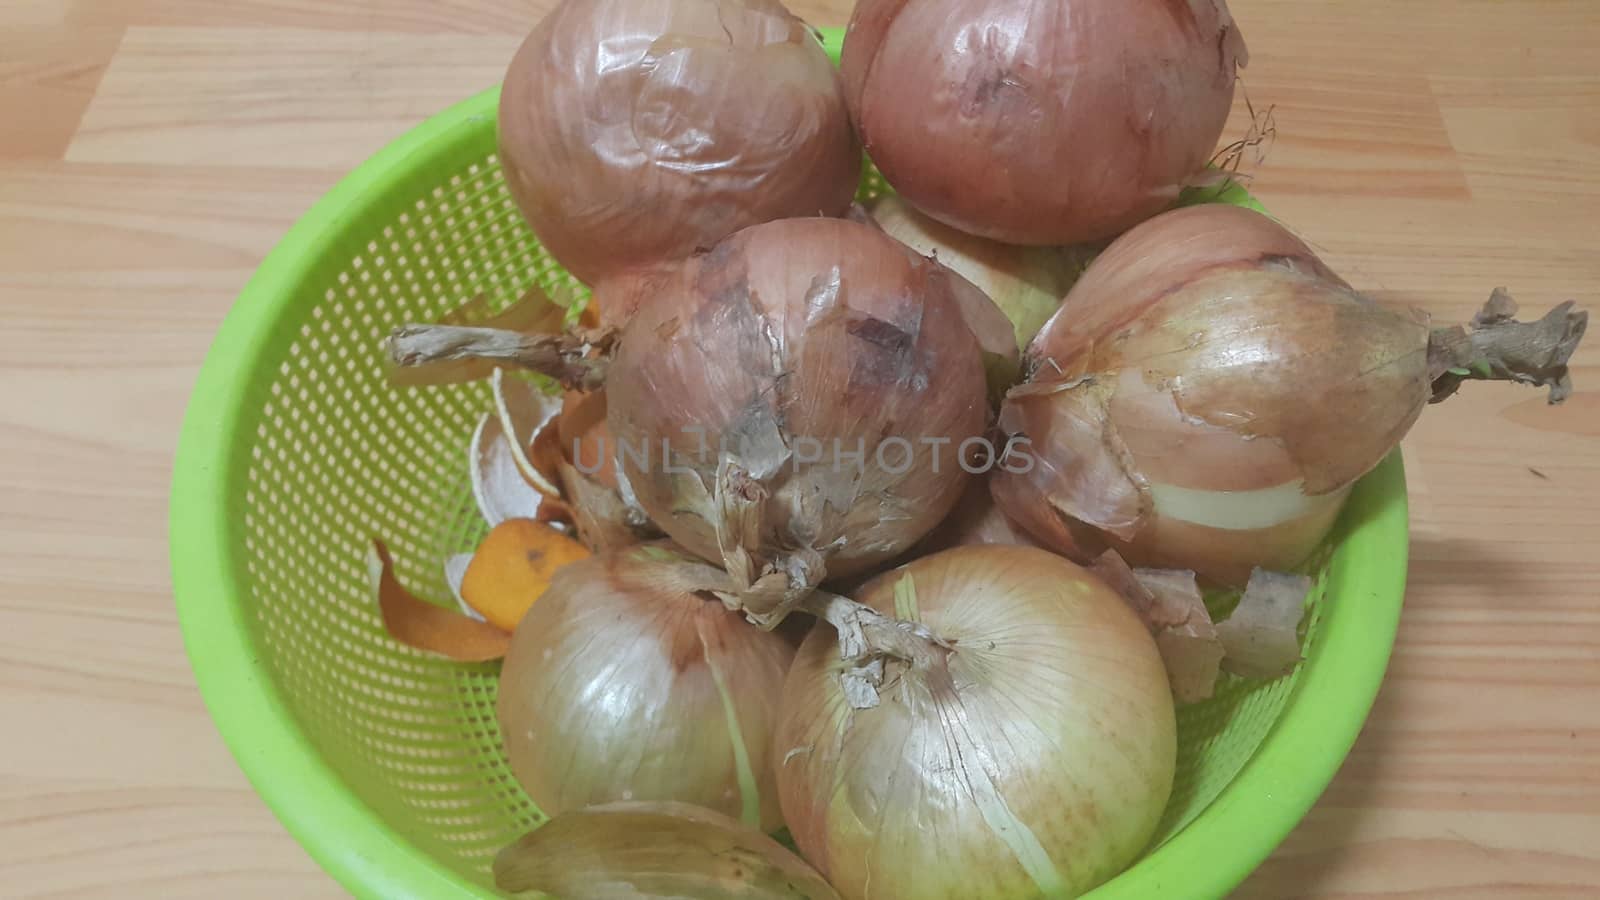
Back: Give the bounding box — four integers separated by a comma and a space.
605, 217, 991, 622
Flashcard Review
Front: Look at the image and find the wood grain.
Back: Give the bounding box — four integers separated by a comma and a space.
1, 1, 1596, 898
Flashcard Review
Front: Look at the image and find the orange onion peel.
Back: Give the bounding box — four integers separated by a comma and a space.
366, 539, 512, 662
459, 518, 591, 631
995, 204, 1588, 586
480, 369, 660, 550
374, 354, 657, 659
498, 0, 860, 288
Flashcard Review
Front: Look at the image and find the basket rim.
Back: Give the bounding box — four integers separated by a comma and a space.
171, 49, 1409, 900
170, 86, 510, 900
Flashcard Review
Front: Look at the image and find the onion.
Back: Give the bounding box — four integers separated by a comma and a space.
499, 0, 860, 288
775, 545, 1175, 899
497, 544, 794, 829
604, 217, 991, 624
494, 801, 841, 899
841, 0, 1247, 245
866, 194, 1091, 352
916, 473, 1041, 554
1089, 551, 1224, 703
389, 218, 994, 625
995, 203, 1588, 585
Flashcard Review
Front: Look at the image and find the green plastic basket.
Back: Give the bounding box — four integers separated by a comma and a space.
171, 27, 1407, 900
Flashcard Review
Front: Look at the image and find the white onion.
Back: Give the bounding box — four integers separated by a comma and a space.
497, 545, 794, 829
775, 545, 1175, 899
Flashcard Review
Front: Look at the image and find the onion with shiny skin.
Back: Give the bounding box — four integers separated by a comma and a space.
841, 0, 1247, 245
775, 545, 1176, 900
497, 545, 794, 829
500, 0, 859, 288
866, 194, 1090, 353
995, 203, 1588, 586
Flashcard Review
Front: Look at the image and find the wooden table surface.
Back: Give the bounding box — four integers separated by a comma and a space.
2, 0, 1597, 897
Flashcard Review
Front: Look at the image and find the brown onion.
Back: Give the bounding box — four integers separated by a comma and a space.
605, 217, 991, 624
386, 218, 996, 625
995, 203, 1588, 585
841, 0, 1247, 245
497, 545, 794, 829
775, 545, 1175, 899
494, 802, 841, 899
500, 0, 860, 288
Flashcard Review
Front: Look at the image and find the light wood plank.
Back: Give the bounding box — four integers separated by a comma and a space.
0, 25, 123, 159
2, 1, 1597, 898
68, 28, 524, 168
65, 0, 858, 34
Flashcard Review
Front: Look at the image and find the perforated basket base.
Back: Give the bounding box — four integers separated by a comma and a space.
173, 86, 1407, 900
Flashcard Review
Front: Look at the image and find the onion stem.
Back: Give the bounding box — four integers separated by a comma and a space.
1427, 290, 1588, 404
800, 590, 949, 670
388, 323, 614, 391
661, 553, 947, 709
795, 590, 950, 710
648, 553, 945, 667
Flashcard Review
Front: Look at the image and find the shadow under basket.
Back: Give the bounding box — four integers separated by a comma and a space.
171, 79, 1408, 900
